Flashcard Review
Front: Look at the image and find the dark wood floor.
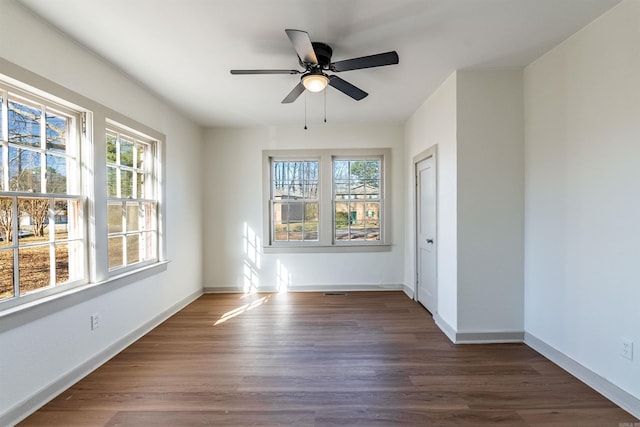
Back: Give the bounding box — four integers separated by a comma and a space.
20, 292, 636, 426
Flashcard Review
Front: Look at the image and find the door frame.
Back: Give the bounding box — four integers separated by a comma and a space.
413, 145, 438, 312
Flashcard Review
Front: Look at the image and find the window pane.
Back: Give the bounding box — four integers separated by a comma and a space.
136, 144, 145, 169
137, 172, 146, 198
54, 242, 70, 284
63, 198, 82, 241
107, 203, 123, 233
46, 154, 67, 193
141, 231, 157, 261
45, 111, 67, 153
141, 202, 156, 231
273, 161, 318, 201
304, 203, 319, 240
273, 203, 288, 241
18, 198, 49, 244
333, 160, 349, 180
121, 170, 133, 198
9, 147, 41, 192
65, 240, 84, 282
8, 99, 41, 147
19, 245, 51, 295
0, 197, 14, 246
53, 199, 69, 240
335, 202, 349, 241
365, 202, 380, 241
0, 93, 3, 140
364, 180, 380, 199
126, 203, 139, 232
0, 249, 14, 300
106, 132, 117, 164
334, 182, 350, 199
120, 136, 134, 167
364, 160, 380, 179
303, 182, 318, 199
107, 166, 117, 197
126, 234, 139, 264
0, 146, 4, 191
108, 236, 123, 269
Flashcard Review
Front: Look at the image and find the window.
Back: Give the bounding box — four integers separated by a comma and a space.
0, 63, 166, 313
106, 125, 158, 272
264, 149, 389, 251
333, 159, 381, 242
0, 83, 85, 305
272, 160, 319, 242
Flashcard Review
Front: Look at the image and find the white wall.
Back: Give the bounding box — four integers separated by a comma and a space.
524, 0, 640, 399
0, 0, 204, 423
404, 69, 525, 337
203, 124, 405, 291
404, 73, 458, 329
456, 70, 524, 333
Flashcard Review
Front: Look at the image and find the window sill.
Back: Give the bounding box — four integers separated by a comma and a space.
263, 244, 393, 254
0, 260, 170, 329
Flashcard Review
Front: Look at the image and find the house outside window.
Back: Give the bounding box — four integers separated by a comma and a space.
264, 148, 390, 252
333, 158, 381, 242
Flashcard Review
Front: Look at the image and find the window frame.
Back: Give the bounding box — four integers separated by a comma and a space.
0, 59, 167, 316
0, 81, 87, 310
263, 148, 391, 253
105, 122, 160, 275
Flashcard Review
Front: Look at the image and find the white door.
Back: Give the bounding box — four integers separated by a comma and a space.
416, 156, 436, 313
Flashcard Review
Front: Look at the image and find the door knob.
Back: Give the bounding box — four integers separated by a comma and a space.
426, 238, 434, 244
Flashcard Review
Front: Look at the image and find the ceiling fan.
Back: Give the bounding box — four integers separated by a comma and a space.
230, 29, 399, 104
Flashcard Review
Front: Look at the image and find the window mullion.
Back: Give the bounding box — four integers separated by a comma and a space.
40, 104, 47, 193
12, 195, 19, 297
48, 197, 56, 288
320, 153, 333, 245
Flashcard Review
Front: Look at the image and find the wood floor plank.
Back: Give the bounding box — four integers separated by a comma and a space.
18, 292, 637, 426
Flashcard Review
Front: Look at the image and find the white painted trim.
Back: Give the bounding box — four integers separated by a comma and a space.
412, 145, 438, 314
434, 314, 524, 344
203, 284, 405, 294
525, 332, 640, 419
402, 284, 414, 299
0, 289, 203, 427
434, 314, 457, 343
455, 331, 524, 344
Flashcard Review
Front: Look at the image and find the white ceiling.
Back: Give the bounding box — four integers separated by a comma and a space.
18, 0, 620, 128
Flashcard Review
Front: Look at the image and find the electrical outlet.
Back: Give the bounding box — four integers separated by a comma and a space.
91, 314, 100, 331
621, 337, 633, 360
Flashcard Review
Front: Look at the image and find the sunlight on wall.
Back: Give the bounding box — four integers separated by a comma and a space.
243, 222, 262, 293
276, 259, 291, 292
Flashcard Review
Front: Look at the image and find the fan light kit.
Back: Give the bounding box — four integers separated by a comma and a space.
230, 29, 399, 115
302, 73, 329, 92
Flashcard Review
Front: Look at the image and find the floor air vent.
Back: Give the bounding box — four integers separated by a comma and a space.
323, 292, 347, 296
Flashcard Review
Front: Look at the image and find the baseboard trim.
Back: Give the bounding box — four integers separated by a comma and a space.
402, 284, 414, 299
455, 331, 524, 344
434, 314, 457, 343
525, 332, 640, 419
203, 284, 405, 294
1, 289, 203, 427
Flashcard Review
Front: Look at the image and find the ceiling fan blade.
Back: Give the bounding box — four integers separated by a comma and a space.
230, 69, 300, 75
281, 82, 306, 104
285, 29, 318, 65
331, 51, 399, 72
328, 75, 368, 101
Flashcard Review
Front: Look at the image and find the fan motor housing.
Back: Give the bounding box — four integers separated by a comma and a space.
312, 42, 333, 67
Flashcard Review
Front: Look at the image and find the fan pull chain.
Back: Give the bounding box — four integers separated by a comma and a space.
324, 89, 327, 123
304, 92, 308, 130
